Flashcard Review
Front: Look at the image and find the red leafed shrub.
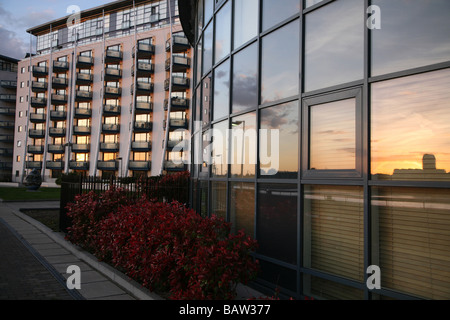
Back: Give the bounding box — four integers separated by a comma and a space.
65, 188, 259, 300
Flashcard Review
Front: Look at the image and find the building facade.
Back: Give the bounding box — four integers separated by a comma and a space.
0, 55, 19, 182
13, 0, 191, 183
179, 0, 450, 299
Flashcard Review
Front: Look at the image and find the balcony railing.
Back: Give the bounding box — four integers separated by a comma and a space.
102, 124, 120, 133
134, 62, 155, 76
166, 35, 190, 53
29, 129, 45, 139
164, 98, 190, 111
105, 50, 123, 62
77, 56, 94, 68
52, 77, 69, 88
103, 105, 121, 115
97, 161, 118, 171
53, 61, 69, 72
73, 126, 91, 136
0, 121, 15, 129
30, 113, 46, 123
0, 108, 15, 116
50, 111, 67, 121
100, 143, 120, 152
134, 82, 154, 95
135, 102, 153, 113
51, 94, 68, 104
48, 144, 65, 154
26, 161, 43, 169
69, 161, 89, 170
0, 80, 17, 89
134, 121, 152, 132
32, 65, 48, 76
104, 86, 122, 97
164, 160, 186, 171
49, 127, 66, 137
76, 90, 93, 101
104, 68, 122, 80
76, 73, 93, 84
31, 97, 47, 108
131, 141, 152, 151
165, 56, 191, 72
27, 145, 44, 154
167, 140, 189, 150
0, 135, 14, 142
31, 81, 48, 92
46, 161, 64, 170
71, 144, 90, 153
0, 148, 13, 156
74, 108, 92, 119
135, 43, 155, 58
129, 161, 151, 171
169, 118, 188, 129
164, 76, 190, 92
0, 94, 16, 103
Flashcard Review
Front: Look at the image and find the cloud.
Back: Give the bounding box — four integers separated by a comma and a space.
0, 27, 29, 59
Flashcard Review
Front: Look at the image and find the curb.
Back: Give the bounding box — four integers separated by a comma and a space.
9, 207, 163, 301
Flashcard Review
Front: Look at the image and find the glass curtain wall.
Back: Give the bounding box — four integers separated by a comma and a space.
190, 0, 450, 300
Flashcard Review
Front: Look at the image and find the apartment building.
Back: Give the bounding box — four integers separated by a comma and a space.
0, 55, 19, 182
13, 0, 191, 183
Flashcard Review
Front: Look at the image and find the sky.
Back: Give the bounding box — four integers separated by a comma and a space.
0, 0, 113, 60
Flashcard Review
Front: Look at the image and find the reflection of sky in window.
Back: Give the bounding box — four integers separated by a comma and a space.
262, 0, 300, 31
213, 60, 230, 120
202, 23, 213, 76
261, 20, 299, 105
234, 0, 258, 49
260, 102, 299, 177
232, 43, 258, 113
371, 0, 450, 77
371, 68, 450, 178
215, 1, 231, 63
310, 99, 356, 170
305, 0, 364, 92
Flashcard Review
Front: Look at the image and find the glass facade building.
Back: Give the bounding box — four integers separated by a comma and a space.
179, 0, 450, 299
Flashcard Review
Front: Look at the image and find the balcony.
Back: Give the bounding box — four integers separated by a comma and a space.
169, 118, 188, 129
0, 80, 17, 89
102, 123, 120, 134
103, 105, 121, 116
164, 160, 186, 171
71, 144, 90, 153
0, 108, 15, 116
104, 68, 122, 81
0, 135, 14, 143
75, 90, 93, 102
31, 81, 48, 93
50, 110, 67, 121
104, 86, 122, 98
0, 94, 16, 103
135, 43, 155, 58
76, 73, 93, 85
164, 98, 189, 111
165, 56, 191, 72
129, 161, 151, 171
52, 77, 69, 89
164, 76, 190, 92
105, 49, 123, 63
77, 56, 94, 69
74, 108, 92, 119
26, 161, 43, 169
0, 121, 14, 129
49, 127, 66, 137
97, 160, 118, 171
69, 161, 89, 170
100, 143, 120, 152
0, 148, 13, 156
27, 145, 44, 154
134, 82, 154, 95
48, 144, 65, 154
134, 62, 154, 76
166, 35, 190, 53
134, 121, 152, 132
167, 139, 189, 150
29, 129, 45, 139
53, 61, 69, 73
46, 161, 64, 170
131, 141, 152, 152
73, 126, 91, 136
135, 102, 153, 114
51, 94, 68, 104
29, 113, 46, 123
0, 162, 13, 170
31, 97, 47, 108
32, 65, 48, 77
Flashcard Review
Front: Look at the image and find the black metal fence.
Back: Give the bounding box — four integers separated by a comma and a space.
59, 172, 190, 233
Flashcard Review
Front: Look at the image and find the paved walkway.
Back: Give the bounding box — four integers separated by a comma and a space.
0, 200, 161, 300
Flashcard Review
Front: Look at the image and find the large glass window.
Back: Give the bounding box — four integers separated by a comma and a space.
371, 187, 450, 300
212, 120, 228, 177
303, 185, 364, 283
260, 101, 299, 179
232, 43, 258, 113
304, 0, 364, 92
234, 0, 258, 50
262, 0, 300, 32
371, 0, 450, 77
230, 112, 256, 178
211, 181, 227, 220
229, 182, 255, 237
261, 19, 299, 104
257, 184, 298, 265
213, 59, 230, 120
371, 69, 450, 181
214, 1, 231, 63
202, 23, 213, 76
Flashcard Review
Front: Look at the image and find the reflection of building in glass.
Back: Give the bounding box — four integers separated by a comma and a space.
179, 0, 450, 300
392, 154, 449, 181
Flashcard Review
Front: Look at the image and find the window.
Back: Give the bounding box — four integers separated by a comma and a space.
232, 42, 258, 114
371, 0, 450, 76
260, 101, 299, 179
229, 182, 255, 237
211, 181, 227, 220
261, 19, 299, 104
214, 1, 231, 63
234, 0, 258, 50
304, 0, 364, 92
212, 120, 228, 177
202, 22, 213, 76
262, 0, 300, 32
213, 59, 230, 120
230, 112, 256, 178
371, 69, 450, 181
302, 88, 362, 178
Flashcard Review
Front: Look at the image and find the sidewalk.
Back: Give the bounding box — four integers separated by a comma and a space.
0, 200, 162, 300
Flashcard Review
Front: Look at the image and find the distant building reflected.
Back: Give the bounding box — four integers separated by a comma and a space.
390, 154, 450, 181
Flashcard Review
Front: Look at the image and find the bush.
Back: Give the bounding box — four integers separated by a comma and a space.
65, 188, 259, 300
